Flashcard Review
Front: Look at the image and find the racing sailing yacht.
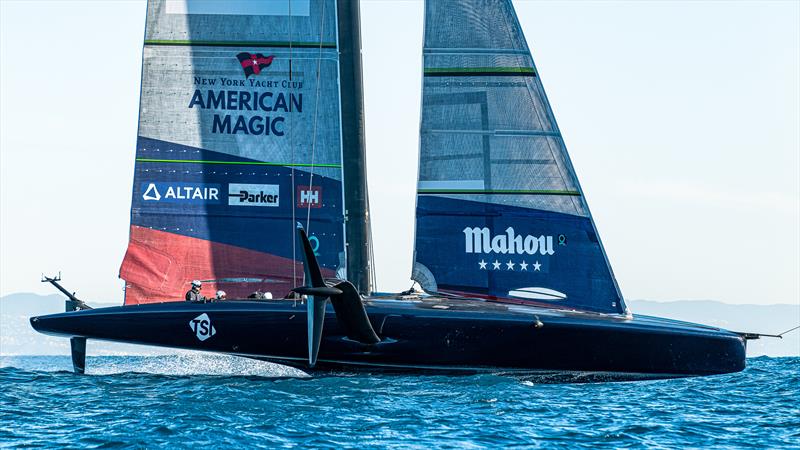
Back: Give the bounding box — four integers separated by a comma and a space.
32, 0, 749, 379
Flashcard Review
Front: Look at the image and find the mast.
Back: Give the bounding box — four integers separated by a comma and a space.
336, 0, 372, 294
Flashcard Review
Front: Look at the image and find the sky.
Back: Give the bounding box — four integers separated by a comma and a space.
1, 0, 798, 306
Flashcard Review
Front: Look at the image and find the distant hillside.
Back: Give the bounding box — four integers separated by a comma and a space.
1, 293, 797, 357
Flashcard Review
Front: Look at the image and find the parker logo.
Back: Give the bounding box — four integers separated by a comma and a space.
463, 226, 555, 256
189, 313, 216, 341
228, 183, 280, 207
141, 182, 221, 204
236, 52, 274, 78
297, 185, 322, 208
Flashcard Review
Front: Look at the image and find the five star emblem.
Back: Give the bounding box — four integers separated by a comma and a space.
476, 260, 544, 272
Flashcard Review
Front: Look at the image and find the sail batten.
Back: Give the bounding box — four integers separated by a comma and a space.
144, 40, 338, 48
424, 130, 560, 137
136, 159, 342, 168
418, 190, 581, 196
424, 68, 535, 76
413, 0, 625, 315
425, 48, 531, 55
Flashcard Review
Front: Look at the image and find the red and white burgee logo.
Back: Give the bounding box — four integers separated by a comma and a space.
297, 185, 322, 208
236, 52, 274, 78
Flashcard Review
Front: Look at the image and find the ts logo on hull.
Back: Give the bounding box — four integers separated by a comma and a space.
189, 313, 217, 341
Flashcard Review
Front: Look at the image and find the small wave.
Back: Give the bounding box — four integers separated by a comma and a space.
91, 354, 308, 378
1, 357, 798, 448
1, 353, 308, 378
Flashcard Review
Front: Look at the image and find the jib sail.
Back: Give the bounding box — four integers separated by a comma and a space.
412, 0, 627, 314
120, 0, 346, 304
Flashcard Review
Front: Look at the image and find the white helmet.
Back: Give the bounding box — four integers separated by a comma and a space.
264, 292, 273, 300
191, 280, 202, 287
216, 290, 226, 299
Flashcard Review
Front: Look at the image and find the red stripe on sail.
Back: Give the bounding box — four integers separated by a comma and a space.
119, 226, 330, 305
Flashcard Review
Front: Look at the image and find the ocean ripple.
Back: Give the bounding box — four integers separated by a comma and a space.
1, 356, 798, 448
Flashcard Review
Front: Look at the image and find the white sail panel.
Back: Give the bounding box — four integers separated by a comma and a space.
165, 0, 311, 16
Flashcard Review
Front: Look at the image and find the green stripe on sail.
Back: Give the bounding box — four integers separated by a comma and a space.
136, 158, 341, 169
424, 67, 535, 77
418, 189, 580, 196
145, 40, 337, 49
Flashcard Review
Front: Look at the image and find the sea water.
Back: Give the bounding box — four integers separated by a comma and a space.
1, 356, 798, 448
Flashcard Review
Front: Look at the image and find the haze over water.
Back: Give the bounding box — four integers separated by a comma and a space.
1, 355, 798, 448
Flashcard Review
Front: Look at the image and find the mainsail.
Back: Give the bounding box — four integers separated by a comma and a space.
412, 0, 627, 315
120, 0, 347, 304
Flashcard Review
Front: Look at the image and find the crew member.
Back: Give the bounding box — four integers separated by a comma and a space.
185, 280, 205, 302
215, 290, 227, 301
247, 291, 273, 300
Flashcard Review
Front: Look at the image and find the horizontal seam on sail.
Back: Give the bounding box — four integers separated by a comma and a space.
425, 153, 483, 161
424, 129, 561, 137
136, 158, 341, 168
424, 48, 531, 55
417, 189, 581, 196
144, 40, 337, 49
424, 67, 535, 77
491, 159, 553, 164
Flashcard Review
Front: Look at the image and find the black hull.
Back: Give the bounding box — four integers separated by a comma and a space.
30, 296, 746, 380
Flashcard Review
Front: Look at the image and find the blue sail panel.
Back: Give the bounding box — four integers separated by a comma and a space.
415, 196, 622, 314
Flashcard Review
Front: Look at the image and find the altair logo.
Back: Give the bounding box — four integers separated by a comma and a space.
463, 226, 555, 256
189, 313, 216, 342
141, 182, 221, 204
142, 183, 161, 201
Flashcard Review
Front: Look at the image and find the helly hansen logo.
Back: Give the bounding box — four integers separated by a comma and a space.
297, 185, 322, 208
189, 313, 216, 341
228, 183, 279, 207
463, 227, 555, 256
236, 53, 274, 78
